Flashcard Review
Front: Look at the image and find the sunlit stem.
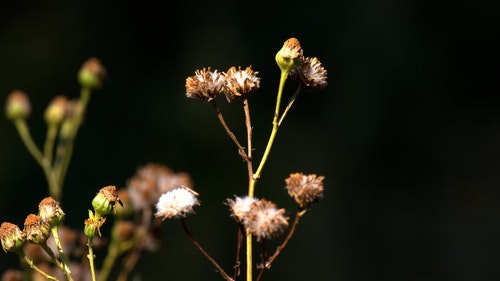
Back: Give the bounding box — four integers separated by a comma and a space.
87, 238, 97, 281
246, 69, 290, 281
19, 252, 59, 281
41, 243, 74, 281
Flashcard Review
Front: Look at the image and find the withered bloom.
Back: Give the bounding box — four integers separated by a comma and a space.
224, 66, 261, 101
23, 214, 51, 245
155, 187, 200, 220
243, 199, 288, 241
92, 185, 123, 216
285, 173, 325, 208
0, 222, 25, 253
227, 196, 258, 223
275, 37, 304, 72
290, 57, 328, 91
38, 197, 65, 227
185, 67, 226, 102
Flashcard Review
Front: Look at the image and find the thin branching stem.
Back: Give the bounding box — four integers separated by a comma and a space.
257, 209, 307, 281
278, 85, 303, 127
211, 100, 249, 161
19, 252, 60, 281
180, 218, 234, 281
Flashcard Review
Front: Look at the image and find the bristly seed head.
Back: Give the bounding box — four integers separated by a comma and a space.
155, 187, 200, 220
23, 214, 51, 245
227, 196, 259, 222
290, 57, 328, 91
38, 197, 65, 227
285, 173, 325, 209
240, 198, 289, 241
185, 67, 226, 102
224, 66, 261, 101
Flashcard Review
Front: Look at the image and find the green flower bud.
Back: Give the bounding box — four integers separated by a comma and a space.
92, 186, 122, 216
275, 38, 303, 74
23, 214, 51, 245
0, 222, 26, 253
5, 90, 31, 120
44, 95, 68, 125
84, 210, 106, 239
78, 57, 106, 90
38, 197, 65, 227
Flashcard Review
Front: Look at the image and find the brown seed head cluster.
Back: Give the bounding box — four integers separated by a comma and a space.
285, 173, 325, 208
127, 163, 193, 211
185, 66, 260, 102
227, 197, 288, 241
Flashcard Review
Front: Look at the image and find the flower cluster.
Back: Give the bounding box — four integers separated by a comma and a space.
185, 66, 260, 102
1, 197, 67, 256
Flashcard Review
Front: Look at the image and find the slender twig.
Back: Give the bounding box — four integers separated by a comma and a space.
278, 85, 303, 127
19, 252, 60, 281
210, 100, 249, 161
256, 209, 306, 281
41, 243, 74, 281
51, 227, 71, 273
180, 218, 234, 281
233, 225, 245, 280
242, 98, 254, 184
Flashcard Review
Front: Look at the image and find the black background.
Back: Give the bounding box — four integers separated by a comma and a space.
1, 1, 499, 280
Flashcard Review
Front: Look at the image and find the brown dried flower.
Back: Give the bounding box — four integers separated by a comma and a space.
23, 214, 51, 245
224, 66, 260, 101
92, 185, 123, 216
243, 199, 289, 241
290, 57, 328, 91
227, 196, 258, 222
185, 67, 226, 102
38, 197, 65, 227
275, 37, 304, 72
285, 173, 325, 208
0, 222, 25, 253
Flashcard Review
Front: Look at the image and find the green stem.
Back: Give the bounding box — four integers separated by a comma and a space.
278, 85, 303, 126
44, 124, 58, 164
20, 252, 60, 281
13, 119, 48, 169
51, 227, 71, 270
87, 238, 97, 281
41, 243, 74, 281
250, 71, 289, 195
245, 70, 289, 281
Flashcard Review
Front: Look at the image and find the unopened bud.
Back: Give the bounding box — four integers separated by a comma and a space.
5, 90, 31, 120
275, 38, 303, 73
44, 95, 68, 125
78, 57, 106, 90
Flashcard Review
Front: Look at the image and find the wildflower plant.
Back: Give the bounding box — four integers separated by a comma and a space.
1, 37, 328, 281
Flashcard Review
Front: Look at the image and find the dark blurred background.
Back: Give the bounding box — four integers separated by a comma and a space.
0, 1, 499, 280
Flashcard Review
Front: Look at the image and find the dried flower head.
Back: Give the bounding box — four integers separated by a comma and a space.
78, 57, 106, 89
185, 67, 226, 102
92, 185, 123, 216
5, 90, 31, 120
275, 37, 304, 73
290, 57, 328, 91
38, 197, 65, 227
227, 196, 258, 222
23, 214, 51, 245
244, 199, 289, 241
224, 66, 261, 101
155, 187, 200, 220
127, 163, 193, 211
0, 222, 25, 253
285, 173, 325, 208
